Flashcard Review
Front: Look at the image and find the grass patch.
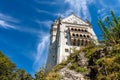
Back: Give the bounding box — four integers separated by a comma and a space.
68, 63, 87, 73
45, 71, 61, 80
84, 47, 99, 59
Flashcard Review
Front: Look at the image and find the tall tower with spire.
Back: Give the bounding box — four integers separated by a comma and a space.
46, 13, 98, 71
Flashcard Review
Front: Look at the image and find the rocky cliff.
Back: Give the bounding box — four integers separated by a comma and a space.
46, 44, 120, 80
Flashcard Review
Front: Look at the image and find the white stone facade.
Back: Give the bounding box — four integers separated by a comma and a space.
46, 13, 98, 71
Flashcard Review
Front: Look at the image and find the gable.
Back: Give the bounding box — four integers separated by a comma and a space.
62, 14, 88, 25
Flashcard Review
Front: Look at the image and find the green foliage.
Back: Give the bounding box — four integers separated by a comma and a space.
0, 51, 33, 80
84, 46, 99, 59
45, 71, 61, 80
35, 68, 46, 80
88, 44, 120, 80
12, 69, 33, 80
98, 10, 120, 45
68, 63, 87, 72
67, 48, 87, 73
0, 51, 16, 80
53, 61, 68, 72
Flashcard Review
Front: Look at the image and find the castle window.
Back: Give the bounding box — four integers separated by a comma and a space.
85, 30, 87, 32
65, 35, 67, 38
85, 40, 88, 46
84, 35, 86, 38
75, 28, 77, 31
71, 28, 74, 31
77, 39, 80, 46
65, 49, 69, 52
66, 42, 68, 45
72, 33, 75, 36
80, 34, 82, 37
81, 40, 84, 46
81, 29, 84, 32
76, 34, 79, 37
78, 29, 80, 31
87, 35, 90, 38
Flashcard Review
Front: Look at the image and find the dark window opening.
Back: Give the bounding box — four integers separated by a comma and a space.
84, 35, 86, 38
76, 34, 79, 37
80, 35, 82, 37
72, 34, 75, 36
87, 35, 90, 38
66, 42, 68, 45
85, 30, 87, 32
75, 28, 77, 31
65, 49, 69, 52
71, 28, 74, 31
82, 29, 84, 32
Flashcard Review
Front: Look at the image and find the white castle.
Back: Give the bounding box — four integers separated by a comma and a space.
46, 13, 98, 71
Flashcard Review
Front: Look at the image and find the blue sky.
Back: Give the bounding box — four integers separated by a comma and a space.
0, 0, 120, 76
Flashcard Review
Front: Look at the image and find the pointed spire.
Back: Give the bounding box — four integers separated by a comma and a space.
71, 12, 75, 15
58, 16, 62, 24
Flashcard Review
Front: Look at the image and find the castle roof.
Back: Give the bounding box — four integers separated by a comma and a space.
61, 13, 89, 25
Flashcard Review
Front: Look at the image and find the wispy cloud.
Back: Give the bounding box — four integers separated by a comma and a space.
0, 13, 19, 29
0, 20, 16, 29
64, 0, 94, 21
99, 0, 120, 8
97, 0, 120, 20
36, 8, 62, 17
35, 9, 55, 16
36, 20, 52, 28
33, 32, 50, 72
55, 9, 73, 18
0, 13, 19, 23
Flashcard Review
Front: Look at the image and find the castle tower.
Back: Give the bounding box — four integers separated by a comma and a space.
46, 13, 98, 71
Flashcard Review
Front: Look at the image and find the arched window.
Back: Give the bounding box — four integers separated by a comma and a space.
76, 34, 79, 37
83, 35, 86, 38
81, 29, 84, 32
72, 33, 75, 36
73, 39, 76, 46
77, 39, 80, 46
71, 28, 74, 31
87, 35, 90, 38
81, 40, 84, 46
80, 34, 82, 37
75, 28, 77, 31
84, 40, 88, 46
78, 29, 80, 31
85, 30, 87, 32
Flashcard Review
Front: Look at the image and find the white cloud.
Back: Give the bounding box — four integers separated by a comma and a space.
99, 0, 120, 8
56, 9, 73, 18
36, 8, 64, 17
0, 13, 19, 29
64, 0, 94, 20
33, 33, 50, 72
97, 0, 120, 20
0, 13, 18, 23
0, 20, 16, 29
36, 20, 52, 28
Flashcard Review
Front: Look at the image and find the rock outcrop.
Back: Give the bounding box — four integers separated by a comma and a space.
57, 52, 89, 80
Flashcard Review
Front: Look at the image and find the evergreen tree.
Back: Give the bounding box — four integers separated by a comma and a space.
0, 51, 34, 80
35, 68, 46, 80
98, 10, 120, 45
0, 51, 16, 80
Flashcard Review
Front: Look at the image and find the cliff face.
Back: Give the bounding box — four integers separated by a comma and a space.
58, 52, 89, 80
46, 44, 120, 80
